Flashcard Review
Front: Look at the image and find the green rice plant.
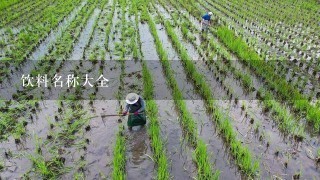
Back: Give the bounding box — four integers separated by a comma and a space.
142, 3, 220, 179
104, 0, 117, 51
0, 0, 21, 11
4, 0, 83, 61
111, 125, 126, 180
0, 159, 4, 171
132, 1, 169, 178
216, 26, 320, 133
43, 0, 100, 60
74, 172, 85, 180
28, 153, 66, 179
193, 140, 220, 179
150, 4, 259, 177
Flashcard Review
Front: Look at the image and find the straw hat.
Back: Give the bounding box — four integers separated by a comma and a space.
126, 93, 139, 104
208, 12, 213, 16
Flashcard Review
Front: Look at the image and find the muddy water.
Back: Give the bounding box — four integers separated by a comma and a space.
0, 101, 58, 179
196, 56, 320, 178
0, 60, 37, 99
108, 8, 122, 61
192, 53, 320, 178
84, 0, 113, 60
171, 61, 240, 178
82, 100, 120, 179
104, 4, 117, 60
125, 125, 154, 179
219, 99, 320, 179
164, 7, 315, 176
29, 1, 87, 60
94, 61, 121, 100
153, 2, 200, 61
69, 8, 101, 60
250, 101, 320, 179
122, 60, 143, 97
139, 22, 197, 179
152, 3, 314, 176
156, 101, 197, 179
138, 23, 159, 61
214, 60, 320, 178
151, 16, 179, 60
169, 9, 315, 178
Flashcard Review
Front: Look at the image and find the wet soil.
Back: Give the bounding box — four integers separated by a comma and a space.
83, 100, 121, 179
0, 101, 58, 179
139, 21, 197, 179
70, 8, 101, 60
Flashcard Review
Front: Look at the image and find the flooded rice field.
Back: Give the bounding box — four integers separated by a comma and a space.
0, 0, 319, 179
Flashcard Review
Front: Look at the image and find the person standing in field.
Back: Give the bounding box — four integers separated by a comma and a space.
201, 12, 213, 32
123, 93, 146, 130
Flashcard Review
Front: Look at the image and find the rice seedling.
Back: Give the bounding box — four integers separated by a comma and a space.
111, 125, 126, 180
129, 1, 170, 178
0, 159, 4, 171
150, 3, 260, 177
141, 2, 220, 179
1, 0, 319, 179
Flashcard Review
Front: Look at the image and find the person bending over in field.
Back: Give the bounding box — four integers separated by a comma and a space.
123, 93, 146, 131
201, 12, 213, 32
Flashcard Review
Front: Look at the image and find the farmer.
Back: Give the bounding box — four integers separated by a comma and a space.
123, 93, 146, 130
201, 12, 213, 32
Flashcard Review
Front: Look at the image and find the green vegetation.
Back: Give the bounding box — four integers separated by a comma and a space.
1, 0, 319, 179
150, 3, 259, 177
217, 26, 320, 133
133, 0, 170, 178
141, 2, 220, 179
0, 0, 21, 11
112, 125, 126, 180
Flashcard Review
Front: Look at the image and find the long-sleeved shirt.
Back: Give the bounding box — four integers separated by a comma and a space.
125, 96, 145, 113
202, 14, 211, 21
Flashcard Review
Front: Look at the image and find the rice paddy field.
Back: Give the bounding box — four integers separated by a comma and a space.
0, 0, 320, 179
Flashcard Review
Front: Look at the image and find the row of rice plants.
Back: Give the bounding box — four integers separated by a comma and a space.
86, 0, 116, 62
111, 125, 126, 180
267, 60, 319, 100
208, 57, 305, 139
131, 0, 170, 178
0, 0, 37, 23
0, 0, 80, 83
79, 0, 109, 61
241, 0, 319, 26
172, 0, 315, 136
8, 0, 101, 100
8, 0, 59, 28
167, 0, 306, 139
43, 0, 100, 60
152, 1, 259, 177
0, 0, 22, 11
216, 26, 320, 133
3, 0, 82, 61
198, 0, 317, 61
0, 0, 50, 27
104, 0, 117, 50
141, 2, 220, 179
111, 1, 127, 178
